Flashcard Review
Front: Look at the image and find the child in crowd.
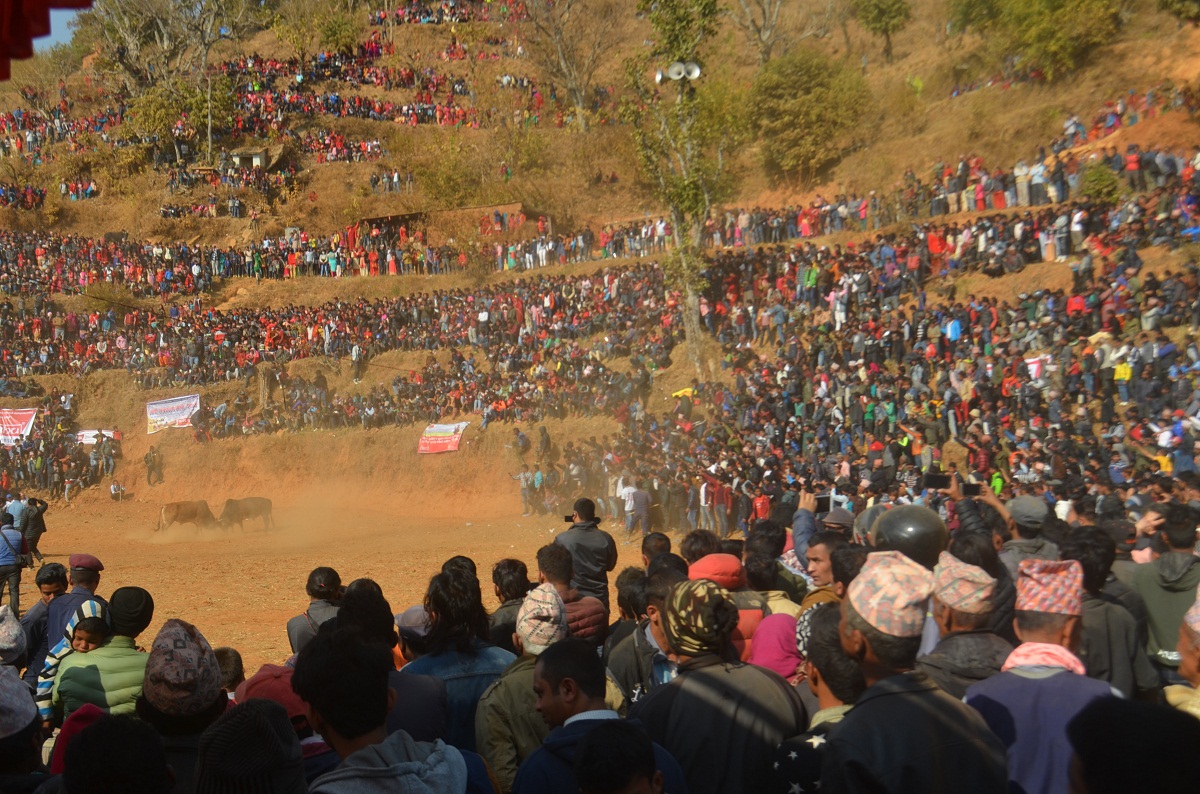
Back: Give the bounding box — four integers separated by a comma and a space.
70, 616, 111, 653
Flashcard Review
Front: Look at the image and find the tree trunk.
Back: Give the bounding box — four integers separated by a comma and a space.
206, 77, 214, 165
574, 98, 589, 131
757, 37, 772, 66
683, 282, 704, 376
884, 32, 893, 63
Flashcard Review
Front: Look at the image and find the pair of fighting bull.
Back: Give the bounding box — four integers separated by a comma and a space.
158, 497, 273, 531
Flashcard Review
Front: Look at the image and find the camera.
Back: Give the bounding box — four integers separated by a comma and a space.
563, 514, 574, 523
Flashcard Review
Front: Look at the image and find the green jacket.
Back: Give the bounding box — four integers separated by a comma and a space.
476, 654, 626, 794
1132, 551, 1200, 668
475, 655, 545, 794
52, 636, 148, 721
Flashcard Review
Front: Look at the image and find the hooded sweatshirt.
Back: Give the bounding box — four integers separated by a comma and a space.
687, 554, 767, 661
309, 731, 478, 794
1132, 551, 1200, 668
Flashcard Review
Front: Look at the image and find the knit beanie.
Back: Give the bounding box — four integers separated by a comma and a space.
195, 699, 308, 794
108, 587, 156, 637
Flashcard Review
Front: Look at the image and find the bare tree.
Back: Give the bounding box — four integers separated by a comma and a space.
87, 0, 257, 90
725, 0, 840, 65
521, 0, 614, 131
274, 0, 323, 67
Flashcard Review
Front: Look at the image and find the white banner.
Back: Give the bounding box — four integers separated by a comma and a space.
146, 394, 201, 435
76, 429, 123, 445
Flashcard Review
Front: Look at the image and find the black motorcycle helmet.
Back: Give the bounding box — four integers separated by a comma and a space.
869, 504, 949, 570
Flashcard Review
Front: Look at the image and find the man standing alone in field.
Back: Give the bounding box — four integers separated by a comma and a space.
556, 499, 617, 613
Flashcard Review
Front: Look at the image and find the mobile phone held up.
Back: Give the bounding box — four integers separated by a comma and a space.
922, 473, 952, 491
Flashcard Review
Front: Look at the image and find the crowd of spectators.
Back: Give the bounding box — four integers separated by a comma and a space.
4, 481, 1200, 793
0, 104, 127, 165
0, 392, 119, 504
0, 184, 46, 211
368, 0, 528, 26
55, 177, 97, 203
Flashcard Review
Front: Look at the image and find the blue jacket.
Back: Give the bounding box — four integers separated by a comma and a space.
48, 588, 108, 648
0, 527, 24, 566
790, 508, 817, 568
400, 640, 515, 752
512, 716, 688, 794
966, 667, 1117, 794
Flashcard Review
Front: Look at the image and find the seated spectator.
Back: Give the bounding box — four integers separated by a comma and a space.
535, 545, 607, 648
235, 663, 339, 783
966, 560, 1119, 794
915, 550, 1012, 698
195, 699, 308, 793
395, 605, 432, 665
53, 586, 155, 721
488, 559, 533, 655
606, 568, 685, 705
513, 638, 686, 794
399, 567, 515, 751
1067, 696, 1200, 794
135, 619, 229, 794
630, 578, 807, 794
214, 646, 245, 697
291, 626, 495, 793
771, 603, 867, 794
61, 713, 173, 794
476, 583, 570, 793
1166, 591, 1200, 718
824, 551, 1008, 793
287, 567, 342, 655
0, 667, 45, 794
332, 578, 447, 742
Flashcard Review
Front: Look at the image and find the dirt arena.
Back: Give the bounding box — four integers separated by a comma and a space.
24, 483, 645, 670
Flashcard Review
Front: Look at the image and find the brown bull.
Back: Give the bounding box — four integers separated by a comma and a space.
219, 497, 274, 531
158, 500, 217, 532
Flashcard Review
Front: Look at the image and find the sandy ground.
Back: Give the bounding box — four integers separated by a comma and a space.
17, 493, 645, 672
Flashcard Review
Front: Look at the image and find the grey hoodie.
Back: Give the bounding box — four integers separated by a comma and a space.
309, 732, 467, 794
999, 537, 1060, 580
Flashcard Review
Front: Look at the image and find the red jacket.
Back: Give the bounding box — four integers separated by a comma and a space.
688, 554, 767, 662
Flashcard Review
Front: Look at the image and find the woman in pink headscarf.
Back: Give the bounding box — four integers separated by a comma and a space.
747, 613, 804, 685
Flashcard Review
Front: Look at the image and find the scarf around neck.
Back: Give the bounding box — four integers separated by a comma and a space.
1001, 641, 1086, 676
